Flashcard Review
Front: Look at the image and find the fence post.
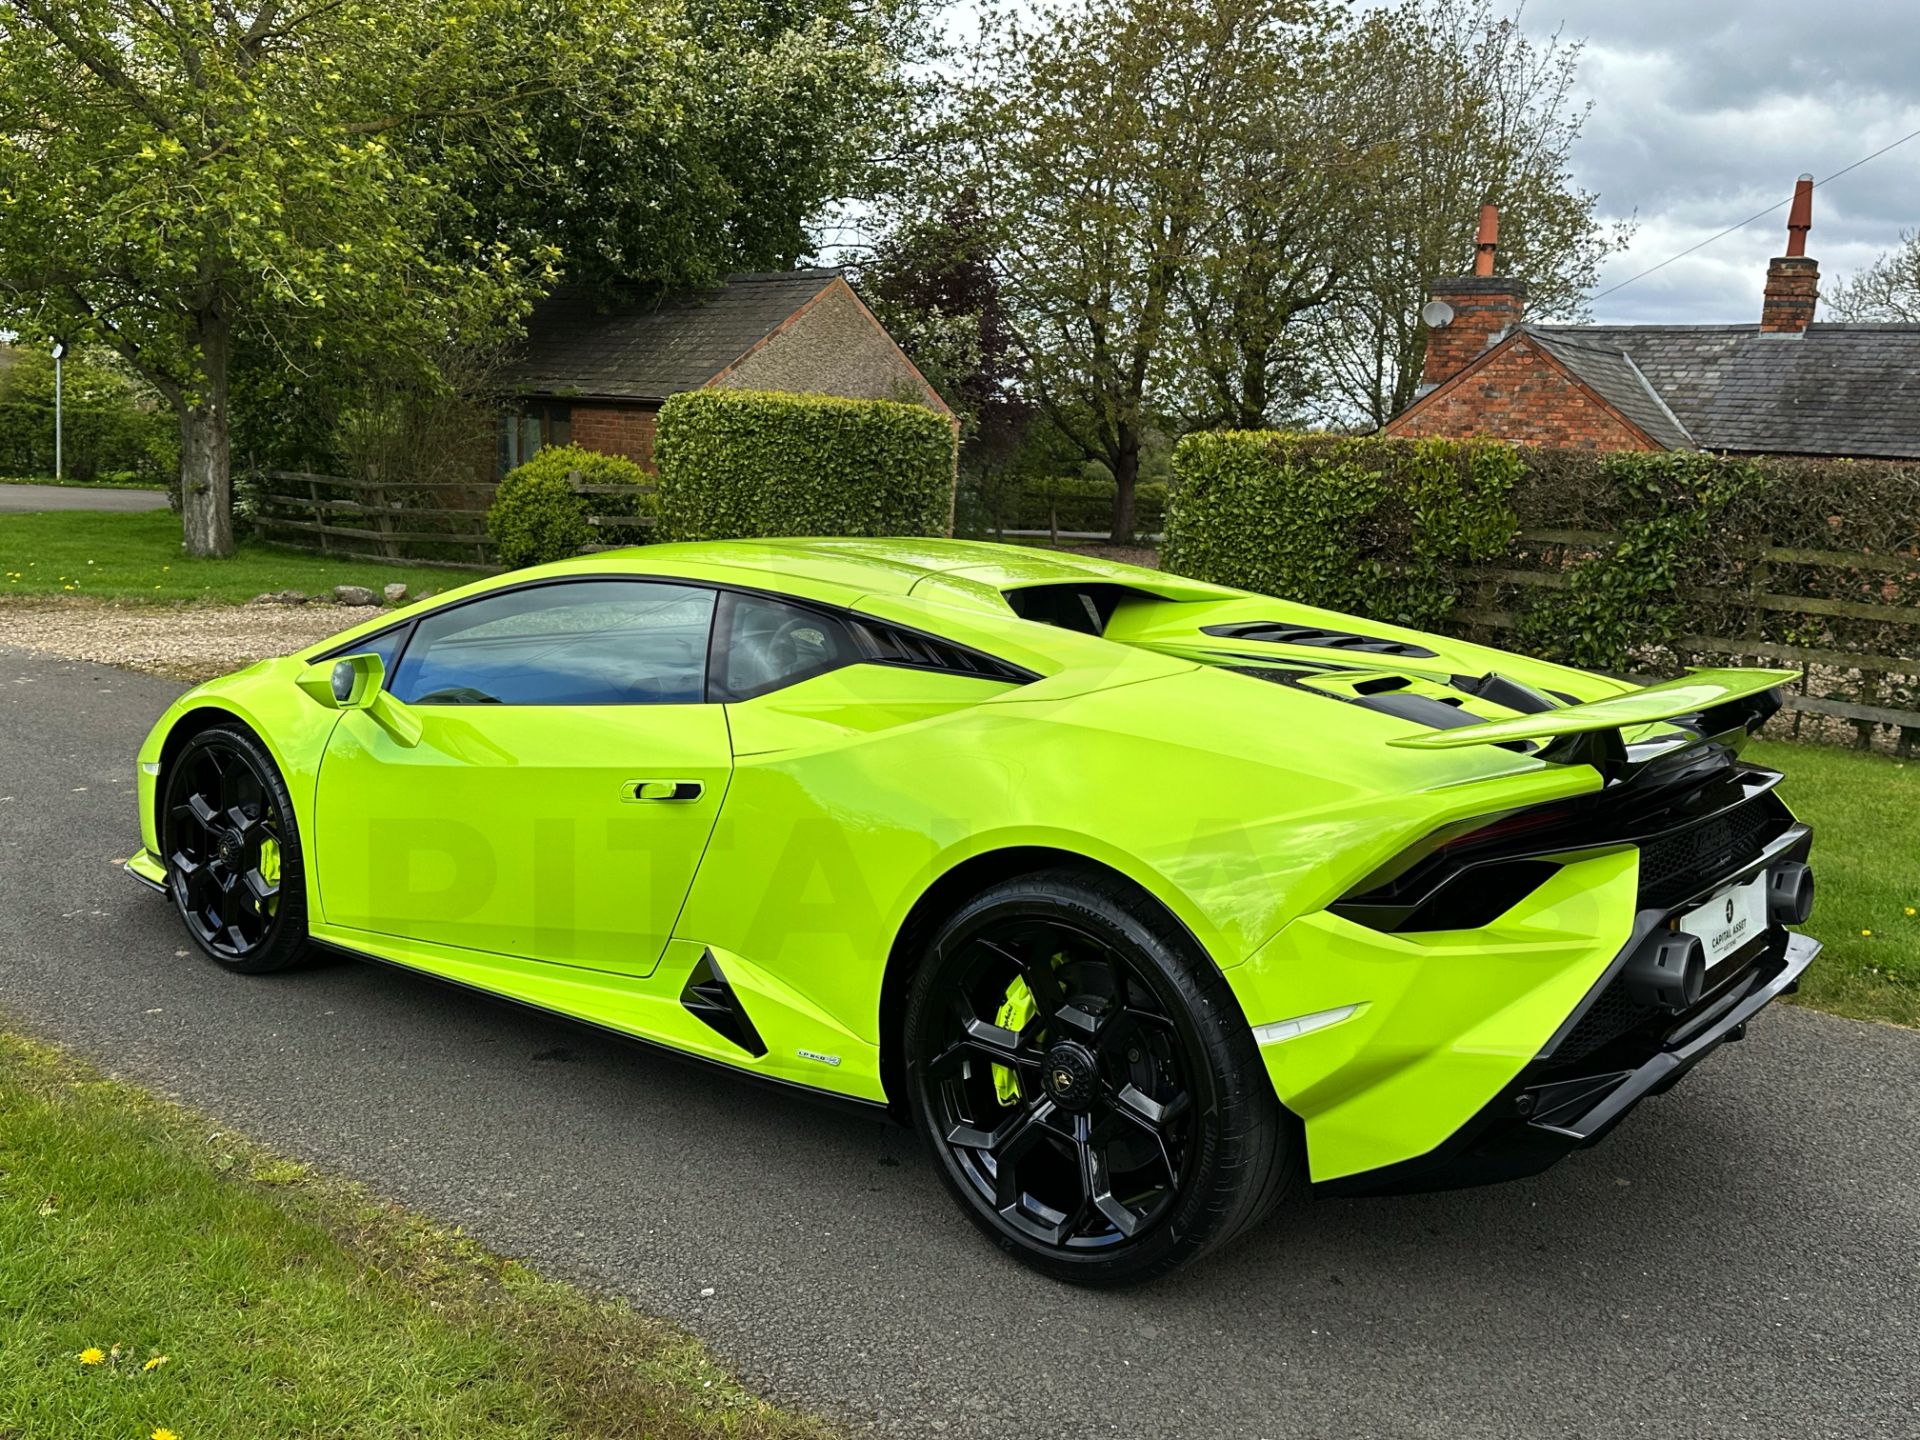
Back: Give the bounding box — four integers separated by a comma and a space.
366, 466, 399, 561
307, 475, 331, 557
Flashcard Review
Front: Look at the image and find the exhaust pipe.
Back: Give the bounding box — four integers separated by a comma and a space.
1768, 862, 1814, 926
1623, 931, 1705, 1011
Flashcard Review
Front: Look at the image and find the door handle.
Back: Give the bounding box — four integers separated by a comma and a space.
626, 780, 703, 802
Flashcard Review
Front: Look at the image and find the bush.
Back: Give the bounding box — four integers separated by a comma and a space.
1164, 432, 1520, 629
487, 444, 652, 569
0, 349, 176, 482
654, 389, 955, 542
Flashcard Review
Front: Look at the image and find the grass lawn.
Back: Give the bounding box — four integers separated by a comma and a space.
0, 508, 477, 604
0, 1031, 833, 1440
1750, 738, 1920, 1027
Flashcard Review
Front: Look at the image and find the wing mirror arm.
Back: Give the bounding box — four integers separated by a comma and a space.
297, 653, 422, 749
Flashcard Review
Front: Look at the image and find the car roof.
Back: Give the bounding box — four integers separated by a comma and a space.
574, 537, 1232, 608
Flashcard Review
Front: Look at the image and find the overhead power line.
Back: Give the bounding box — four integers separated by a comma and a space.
1590, 122, 1920, 301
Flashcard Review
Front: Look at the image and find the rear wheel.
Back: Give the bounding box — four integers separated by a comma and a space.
903, 867, 1294, 1287
161, 724, 310, 974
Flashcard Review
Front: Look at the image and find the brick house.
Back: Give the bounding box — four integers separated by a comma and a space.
494, 269, 948, 474
1384, 183, 1920, 459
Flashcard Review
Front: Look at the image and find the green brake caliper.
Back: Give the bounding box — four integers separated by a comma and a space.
258, 837, 281, 915
992, 975, 1038, 1105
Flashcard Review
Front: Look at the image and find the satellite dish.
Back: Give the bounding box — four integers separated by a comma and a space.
1420, 300, 1455, 330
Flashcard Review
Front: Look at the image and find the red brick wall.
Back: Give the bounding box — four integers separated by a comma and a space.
571, 403, 659, 469
1420, 277, 1526, 389
1387, 337, 1658, 451
1760, 256, 1819, 334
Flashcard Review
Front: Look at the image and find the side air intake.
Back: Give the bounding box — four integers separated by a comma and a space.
679, 949, 767, 1057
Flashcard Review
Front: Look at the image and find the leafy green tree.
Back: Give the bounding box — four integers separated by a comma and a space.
451, 0, 928, 292
934, 0, 1338, 540
0, 0, 562, 555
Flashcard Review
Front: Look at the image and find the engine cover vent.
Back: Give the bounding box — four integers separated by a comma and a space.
1200, 620, 1438, 659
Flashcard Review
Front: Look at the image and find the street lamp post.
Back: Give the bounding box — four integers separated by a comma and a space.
50, 341, 64, 482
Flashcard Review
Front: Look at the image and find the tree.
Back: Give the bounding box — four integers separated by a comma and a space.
860, 194, 1029, 473
1163, 22, 1386, 431
1307, 0, 1626, 428
938, 0, 1337, 540
0, 0, 570, 555
1829, 231, 1920, 322
452, 0, 928, 292
0, 0, 921, 556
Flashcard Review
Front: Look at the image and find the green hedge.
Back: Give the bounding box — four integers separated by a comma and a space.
1164, 432, 1521, 629
1162, 436, 1920, 722
487, 444, 653, 569
654, 389, 955, 542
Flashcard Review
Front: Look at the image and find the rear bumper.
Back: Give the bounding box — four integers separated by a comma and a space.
1320, 926, 1819, 1196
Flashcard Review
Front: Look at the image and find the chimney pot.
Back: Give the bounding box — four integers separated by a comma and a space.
1473, 204, 1500, 277
1785, 173, 1814, 258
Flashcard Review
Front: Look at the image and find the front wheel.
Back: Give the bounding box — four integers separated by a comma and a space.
903, 867, 1295, 1287
161, 723, 311, 974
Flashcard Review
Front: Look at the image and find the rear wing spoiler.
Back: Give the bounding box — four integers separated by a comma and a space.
1388, 668, 1796, 776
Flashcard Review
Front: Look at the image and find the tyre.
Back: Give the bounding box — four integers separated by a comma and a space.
160, 723, 311, 974
903, 866, 1295, 1287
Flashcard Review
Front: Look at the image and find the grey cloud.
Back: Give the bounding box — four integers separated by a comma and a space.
1528, 2, 1920, 321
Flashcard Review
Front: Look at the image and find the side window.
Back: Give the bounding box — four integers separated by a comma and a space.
389, 581, 716, 706
715, 593, 865, 701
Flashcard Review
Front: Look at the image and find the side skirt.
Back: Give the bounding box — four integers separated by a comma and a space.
306, 932, 896, 1123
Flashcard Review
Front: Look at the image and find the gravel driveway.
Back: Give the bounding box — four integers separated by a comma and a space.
0, 597, 377, 680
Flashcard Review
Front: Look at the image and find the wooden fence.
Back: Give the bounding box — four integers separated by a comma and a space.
251, 469, 655, 568
1453, 527, 1920, 755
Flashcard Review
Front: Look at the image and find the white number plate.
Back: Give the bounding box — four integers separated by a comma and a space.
1679, 873, 1768, 968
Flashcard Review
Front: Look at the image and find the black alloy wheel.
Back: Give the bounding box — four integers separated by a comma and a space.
162, 725, 310, 973
905, 867, 1294, 1287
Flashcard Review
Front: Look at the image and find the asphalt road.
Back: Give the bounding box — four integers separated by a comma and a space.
0, 480, 170, 512
3, 644, 1916, 1440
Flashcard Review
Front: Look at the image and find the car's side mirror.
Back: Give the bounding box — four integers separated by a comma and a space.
298, 652, 385, 710
297, 653, 422, 748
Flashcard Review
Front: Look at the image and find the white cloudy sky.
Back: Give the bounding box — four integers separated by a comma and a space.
917, 0, 1920, 326
1520, 0, 1920, 323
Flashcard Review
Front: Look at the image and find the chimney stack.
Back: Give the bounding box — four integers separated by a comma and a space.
1418, 203, 1526, 392
1761, 174, 1819, 334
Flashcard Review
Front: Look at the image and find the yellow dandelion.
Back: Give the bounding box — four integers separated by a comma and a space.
153, 1429, 180, 1440
78, 1347, 105, 1366
1861, 929, 1873, 937
1906, 907, 1917, 917
143, 1355, 170, 1372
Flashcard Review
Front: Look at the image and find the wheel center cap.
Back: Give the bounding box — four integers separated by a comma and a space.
1042, 1041, 1098, 1111
215, 830, 243, 867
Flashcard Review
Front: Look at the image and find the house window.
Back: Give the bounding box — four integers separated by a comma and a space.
497, 402, 572, 475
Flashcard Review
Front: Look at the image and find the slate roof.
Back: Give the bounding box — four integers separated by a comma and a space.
500, 270, 844, 402
1528, 331, 1694, 449
1526, 323, 1920, 459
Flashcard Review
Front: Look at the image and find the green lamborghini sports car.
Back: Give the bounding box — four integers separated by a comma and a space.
124, 538, 1819, 1285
